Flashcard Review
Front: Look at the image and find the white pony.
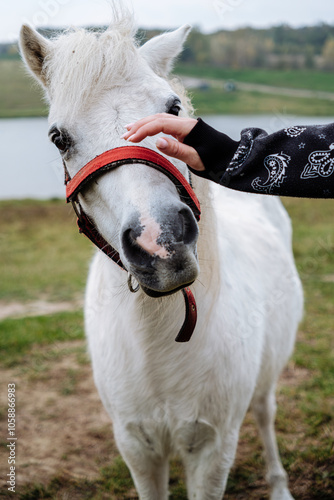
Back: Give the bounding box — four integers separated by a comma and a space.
20, 7, 303, 499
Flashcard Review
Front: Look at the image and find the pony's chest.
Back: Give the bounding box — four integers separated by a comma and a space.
95, 339, 254, 430
122, 417, 217, 458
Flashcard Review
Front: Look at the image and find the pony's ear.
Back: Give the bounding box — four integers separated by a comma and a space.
139, 25, 191, 77
19, 25, 52, 87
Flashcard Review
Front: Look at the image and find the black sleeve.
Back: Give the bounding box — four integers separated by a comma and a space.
183, 118, 334, 198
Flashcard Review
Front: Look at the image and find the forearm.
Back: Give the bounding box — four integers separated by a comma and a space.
184, 119, 334, 198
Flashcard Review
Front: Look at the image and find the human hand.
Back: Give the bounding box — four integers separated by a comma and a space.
122, 113, 205, 172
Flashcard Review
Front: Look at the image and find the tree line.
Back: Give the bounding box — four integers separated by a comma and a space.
175, 24, 334, 70
2, 23, 334, 70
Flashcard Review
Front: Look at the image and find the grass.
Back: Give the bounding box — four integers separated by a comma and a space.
2, 59, 334, 117
0, 60, 48, 118
0, 197, 333, 498
175, 64, 334, 93
7, 459, 187, 499
190, 87, 334, 116
0, 199, 93, 302
177, 64, 334, 115
0, 310, 84, 367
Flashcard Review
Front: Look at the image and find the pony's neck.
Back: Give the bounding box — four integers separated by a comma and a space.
192, 175, 219, 290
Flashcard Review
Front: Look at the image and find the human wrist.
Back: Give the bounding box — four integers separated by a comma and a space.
184, 118, 239, 174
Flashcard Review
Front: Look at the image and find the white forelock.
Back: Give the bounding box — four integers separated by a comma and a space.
44, 8, 138, 113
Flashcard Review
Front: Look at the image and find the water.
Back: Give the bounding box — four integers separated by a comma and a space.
1, 115, 334, 199
0, 118, 64, 200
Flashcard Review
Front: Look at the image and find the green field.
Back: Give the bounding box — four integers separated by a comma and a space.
2, 58, 334, 117
0, 60, 48, 117
0, 197, 333, 498
175, 65, 334, 93
0, 199, 93, 302
190, 87, 334, 116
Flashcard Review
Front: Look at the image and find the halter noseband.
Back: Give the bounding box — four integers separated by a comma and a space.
65, 146, 201, 342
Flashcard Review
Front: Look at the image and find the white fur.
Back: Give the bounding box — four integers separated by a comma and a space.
20, 7, 303, 499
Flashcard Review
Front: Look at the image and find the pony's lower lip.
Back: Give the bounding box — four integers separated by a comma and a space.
141, 281, 195, 298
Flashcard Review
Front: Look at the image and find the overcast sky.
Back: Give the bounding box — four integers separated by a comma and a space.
2, 0, 334, 43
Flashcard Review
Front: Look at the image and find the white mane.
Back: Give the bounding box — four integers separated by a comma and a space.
44, 9, 138, 112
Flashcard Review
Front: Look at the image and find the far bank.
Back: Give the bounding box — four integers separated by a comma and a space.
2, 59, 334, 117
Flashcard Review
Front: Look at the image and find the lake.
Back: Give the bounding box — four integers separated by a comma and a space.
1, 115, 334, 199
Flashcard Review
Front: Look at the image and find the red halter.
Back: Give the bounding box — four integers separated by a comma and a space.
65, 146, 201, 342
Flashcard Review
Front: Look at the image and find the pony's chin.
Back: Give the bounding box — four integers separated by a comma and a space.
141, 281, 195, 298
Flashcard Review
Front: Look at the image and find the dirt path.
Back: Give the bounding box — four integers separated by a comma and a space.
181, 75, 334, 100
0, 298, 83, 320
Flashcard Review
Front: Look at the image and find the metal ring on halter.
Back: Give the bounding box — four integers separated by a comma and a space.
71, 199, 83, 222
127, 272, 140, 293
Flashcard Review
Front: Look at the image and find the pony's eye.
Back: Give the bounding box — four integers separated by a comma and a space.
167, 99, 181, 116
48, 126, 71, 152
53, 135, 68, 151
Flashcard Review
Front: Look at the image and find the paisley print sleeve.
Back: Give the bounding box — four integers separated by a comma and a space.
184, 119, 334, 198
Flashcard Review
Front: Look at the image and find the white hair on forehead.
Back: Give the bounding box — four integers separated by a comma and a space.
42, 0, 193, 117
44, 4, 138, 112
169, 77, 194, 116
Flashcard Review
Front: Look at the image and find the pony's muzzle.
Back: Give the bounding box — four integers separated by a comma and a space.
121, 206, 199, 295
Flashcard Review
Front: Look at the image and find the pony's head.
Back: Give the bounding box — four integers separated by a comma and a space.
19, 11, 199, 297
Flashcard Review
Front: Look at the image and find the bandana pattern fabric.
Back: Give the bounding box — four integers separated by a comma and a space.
184, 118, 334, 198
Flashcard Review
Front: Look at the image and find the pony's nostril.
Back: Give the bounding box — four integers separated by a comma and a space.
178, 208, 198, 245
122, 228, 152, 268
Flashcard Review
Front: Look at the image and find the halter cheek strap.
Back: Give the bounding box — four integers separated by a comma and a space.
65, 146, 201, 342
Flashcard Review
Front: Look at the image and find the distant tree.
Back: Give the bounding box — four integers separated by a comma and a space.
209, 29, 273, 69
304, 46, 315, 69
322, 37, 334, 70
